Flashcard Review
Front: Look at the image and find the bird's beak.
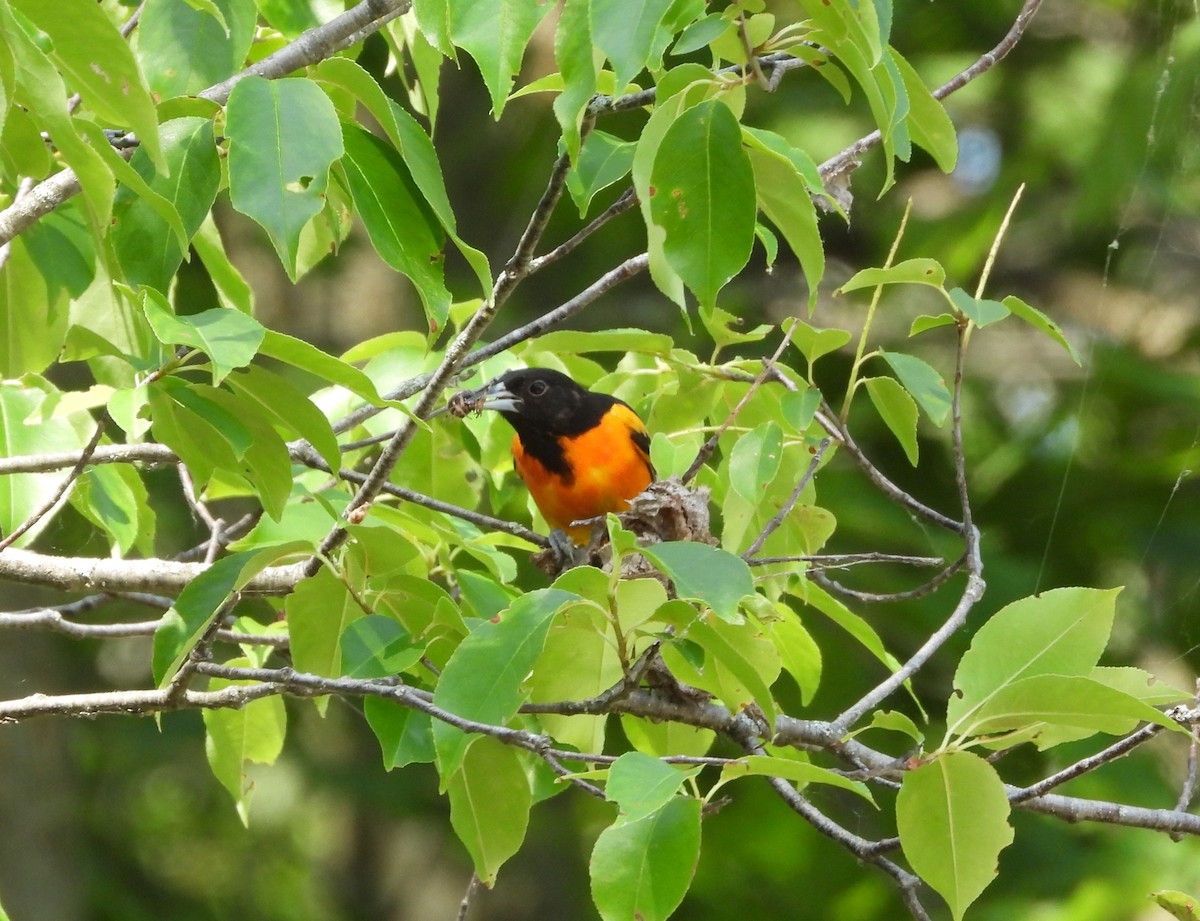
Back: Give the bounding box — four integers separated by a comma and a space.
435, 376, 522, 419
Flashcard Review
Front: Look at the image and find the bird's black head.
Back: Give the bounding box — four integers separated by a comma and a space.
462, 367, 616, 440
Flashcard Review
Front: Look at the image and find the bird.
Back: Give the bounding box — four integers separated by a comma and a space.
447, 368, 655, 547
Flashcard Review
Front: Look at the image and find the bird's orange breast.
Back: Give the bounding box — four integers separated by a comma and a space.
512, 403, 653, 544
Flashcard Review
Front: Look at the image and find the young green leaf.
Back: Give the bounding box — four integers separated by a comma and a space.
446, 736, 532, 885
864, 375, 919, 465
11, 0, 163, 168
203, 656, 286, 822
955, 674, 1183, 743
881, 351, 951, 426
591, 0, 677, 88
287, 566, 365, 685
365, 700, 436, 770
716, 755, 873, 803
153, 543, 307, 685
0, 385, 90, 546
786, 317, 852, 367
566, 130, 636, 216
948, 287, 1010, 327
838, 257, 946, 293
890, 47, 957, 172
640, 542, 754, 623
590, 797, 702, 921
1004, 295, 1081, 364
433, 589, 577, 777
606, 752, 702, 822
142, 299, 264, 385
729, 421, 784, 501
946, 587, 1121, 737
897, 751, 1013, 921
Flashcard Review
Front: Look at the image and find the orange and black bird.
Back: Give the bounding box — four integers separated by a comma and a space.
451, 368, 655, 546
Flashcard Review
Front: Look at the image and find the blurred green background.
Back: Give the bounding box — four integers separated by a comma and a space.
3, 1, 1200, 919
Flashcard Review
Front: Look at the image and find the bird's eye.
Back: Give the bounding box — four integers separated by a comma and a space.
528, 380, 548, 397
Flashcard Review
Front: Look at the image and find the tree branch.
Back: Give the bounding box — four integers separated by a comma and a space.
0, 547, 305, 595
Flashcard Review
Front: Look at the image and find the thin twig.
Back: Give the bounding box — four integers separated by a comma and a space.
810, 554, 966, 603
1009, 724, 1164, 804
746, 552, 944, 569
527, 187, 638, 272
456, 873, 480, 921
741, 437, 832, 558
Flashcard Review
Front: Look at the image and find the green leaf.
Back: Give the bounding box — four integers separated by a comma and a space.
446, 736, 532, 885
138, 0, 257, 99
447, 0, 552, 117
288, 567, 364, 686
1004, 295, 1081, 365
111, 117, 222, 293
657, 604, 779, 723
70, 463, 155, 556
621, 717, 715, 759
640, 542, 754, 623
226, 76, 343, 278
591, 0, 677, 88
553, 0, 597, 160
153, 544, 306, 685
340, 615, 424, 679
786, 317, 852, 366
746, 147, 825, 303
958, 674, 1184, 742
258, 329, 391, 407
521, 328, 673, 356
897, 751, 1013, 921
796, 581, 907, 685
838, 258, 946, 293
310, 59, 491, 298
946, 587, 1121, 738
650, 100, 756, 307
890, 47, 957, 172
864, 375, 919, 465
364, 700, 436, 769
142, 299, 264, 384
0, 384, 89, 546
0, 3, 114, 233
433, 589, 576, 777
909, 313, 956, 336
607, 752, 702, 822
948, 287, 1009, 327
764, 603, 822, 706
203, 656, 286, 822
566, 129, 636, 216
0, 237, 69, 377
226, 365, 341, 474
1151, 890, 1200, 921
11, 0, 163, 169
880, 351, 951, 426
590, 797, 701, 921
671, 13, 728, 56
729, 421, 783, 501
339, 123, 451, 331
